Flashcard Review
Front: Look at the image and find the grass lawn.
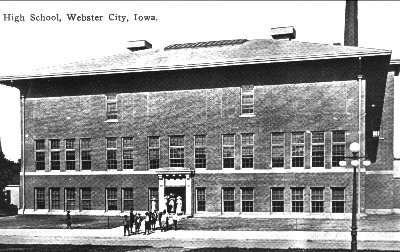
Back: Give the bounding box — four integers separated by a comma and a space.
0, 214, 399, 231
0, 215, 123, 229
180, 215, 400, 232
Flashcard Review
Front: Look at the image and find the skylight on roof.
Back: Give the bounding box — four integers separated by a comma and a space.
164, 39, 248, 50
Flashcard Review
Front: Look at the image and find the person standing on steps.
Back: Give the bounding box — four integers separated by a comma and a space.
172, 212, 179, 231
176, 196, 182, 215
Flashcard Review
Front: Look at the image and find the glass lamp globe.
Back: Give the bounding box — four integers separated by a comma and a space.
339, 160, 347, 167
349, 142, 360, 153
351, 159, 360, 167
363, 159, 371, 167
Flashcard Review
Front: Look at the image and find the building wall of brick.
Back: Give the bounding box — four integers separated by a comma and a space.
393, 178, 400, 210
23, 80, 361, 173
18, 58, 396, 214
194, 172, 359, 214
366, 73, 395, 171
365, 174, 394, 210
363, 73, 395, 211
22, 172, 360, 214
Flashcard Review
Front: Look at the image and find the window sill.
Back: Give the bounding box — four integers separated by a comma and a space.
104, 119, 118, 123
239, 114, 256, 118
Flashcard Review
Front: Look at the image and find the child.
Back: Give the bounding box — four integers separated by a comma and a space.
160, 210, 167, 232
129, 208, 135, 234
144, 212, 150, 235
172, 213, 179, 231
135, 213, 141, 234
123, 215, 129, 236
66, 210, 72, 229
151, 210, 157, 231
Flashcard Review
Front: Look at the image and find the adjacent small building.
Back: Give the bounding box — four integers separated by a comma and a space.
0, 27, 399, 217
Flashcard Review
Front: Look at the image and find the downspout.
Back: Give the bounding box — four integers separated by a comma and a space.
21, 94, 25, 215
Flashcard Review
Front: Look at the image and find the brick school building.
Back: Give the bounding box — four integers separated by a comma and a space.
1, 27, 399, 218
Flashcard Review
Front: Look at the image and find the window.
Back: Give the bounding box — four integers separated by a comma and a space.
148, 188, 158, 211
291, 132, 304, 167
332, 131, 346, 167
170, 136, 184, 167
122, 188, 134, 212
372, 114, 383, 138
241, 133, 254, 168
222, 134, 235, 168
331, 188, 345, 213
241, 188, 254, 212
271, 188, 284, 212
196, 188, 206, 212
35, 188, 45, 210
122, 137, 134, 169
106, 138, 117, 170
222, 188, 235, 212
80, 188, 91, 210
241, 85, 254, 114
194, 135, 206, 168
148, 137, 160, 169
291, 188, 304, 213
106, 188, 117, 211
311, 132, 325, 167
50, 139, 60, 171
50, 188, 60, 210
35, 140, 45, 171
81, 138, 91, 170
65, 139, 75, 171
65, 188, 75, 211
271, 133, 285, 168
311, 188, 324, 213
106, 93, 117, 120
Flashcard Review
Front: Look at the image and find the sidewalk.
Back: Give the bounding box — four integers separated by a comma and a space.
1, 227, 399, 251
1, 215, 399, 250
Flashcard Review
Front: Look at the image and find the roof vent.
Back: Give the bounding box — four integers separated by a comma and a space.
126, 40, 152, 52
333, 42, 341, 46
271, 26, 296, 41
164, 39, 247, 50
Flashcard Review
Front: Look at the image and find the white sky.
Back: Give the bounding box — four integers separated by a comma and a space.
0, 1, 399, 162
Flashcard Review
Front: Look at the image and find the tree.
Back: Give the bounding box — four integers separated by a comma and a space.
0, 141, 20, 209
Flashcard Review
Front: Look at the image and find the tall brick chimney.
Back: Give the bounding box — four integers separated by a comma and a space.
344, 0, 358, 46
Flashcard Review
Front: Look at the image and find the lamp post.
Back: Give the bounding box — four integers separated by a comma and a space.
339, 142, 371, 252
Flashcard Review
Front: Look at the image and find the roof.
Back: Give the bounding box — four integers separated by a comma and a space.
0, 38, 392, 81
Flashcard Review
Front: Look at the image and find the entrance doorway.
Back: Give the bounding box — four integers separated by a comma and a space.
164, 187, 185, 214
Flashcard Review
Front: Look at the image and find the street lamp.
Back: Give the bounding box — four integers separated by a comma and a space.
339, 142, 370, 252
